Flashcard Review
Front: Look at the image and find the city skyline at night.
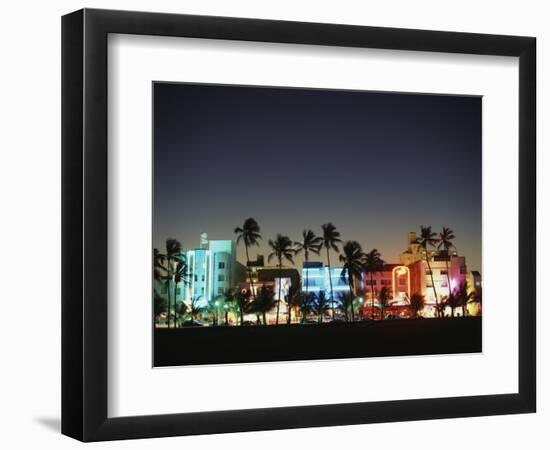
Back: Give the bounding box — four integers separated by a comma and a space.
153, 82, 481, 274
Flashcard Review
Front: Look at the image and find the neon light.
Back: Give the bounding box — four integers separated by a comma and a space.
450, 278, 457, 291
392, 265, 411, 301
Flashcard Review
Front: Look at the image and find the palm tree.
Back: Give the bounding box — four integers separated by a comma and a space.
339, 241, 365, 321
175, 301, 187, 327
437, 227, 456, 297
172, 258, 191, 328
456, 281, 475, 317
153, 290, 167, 326
312, 291, 330, 323
208, 296, 223, 326
445, 293, 460, 317
338, 292, 354, 322
435, 299, 447, 318
252, 286, 278, 325
379, 286, 390, 321
268, 234, 295, 325
154, 238, 183, 328
363, 249, 384, 320
416, 226, 439, 316
221, 289, 236, 325
235, 289, 250, 325
234, 218, 262, 300
291, 291, 313, 323
409, 293, 425, 318
294, 229, 323, 313
187, 296, 205, 324
322, 223, 342, 320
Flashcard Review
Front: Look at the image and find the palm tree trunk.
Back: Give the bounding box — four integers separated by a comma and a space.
245, 246, 256, 301
173, 284, 178, 328
445, 257, 452, 298
425, 256, 438, 317
305, 252, 309, 322
166, 280, 171, 328
370, 273, 375, 321
275, 262, 282, 325
327, 248, 336, 320
349, 276, 355, 322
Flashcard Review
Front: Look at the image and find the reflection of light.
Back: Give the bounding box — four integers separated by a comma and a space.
450, 279, 457, 290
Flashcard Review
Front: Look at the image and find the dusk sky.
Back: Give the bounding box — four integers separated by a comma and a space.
153, 83, 481, 273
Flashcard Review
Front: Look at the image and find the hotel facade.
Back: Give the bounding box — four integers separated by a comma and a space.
155, 230, 481, 322
302, 231, 481, 318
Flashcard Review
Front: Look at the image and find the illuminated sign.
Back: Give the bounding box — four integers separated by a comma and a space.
391, 266, 410, 302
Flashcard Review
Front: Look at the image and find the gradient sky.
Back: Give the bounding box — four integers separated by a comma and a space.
153, 83, 481, 273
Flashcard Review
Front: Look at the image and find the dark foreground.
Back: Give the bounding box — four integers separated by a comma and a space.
154, 317, 481, 367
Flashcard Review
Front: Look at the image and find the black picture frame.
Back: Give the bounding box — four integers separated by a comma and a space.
62, 8, 536, 442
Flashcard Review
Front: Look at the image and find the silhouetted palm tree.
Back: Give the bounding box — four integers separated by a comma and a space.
208, 296, 223, 326
235, 289, 250, 325
222, 289, 236, 325
445, 293, 460, 317
268, 234, 295, 325
153, 290, 167, 326
294, 229, 323, 311
379, 286, 390, 321
186, 296, 205, 324
172, 258, 191, 328
363, 248, 384, 320
154, 238, 183, 328
339, 241, 365, 321
285, 282, 302, 324
416, 226, 439, 316
410, 293, 425, 318
437, 227, 456, 297
175, 301, 187, 327
292, 291, 313, 323
456, 280, 475, 317
234, 218, 261, 300
312, 291, 331, 323
252, 286, 278, 325
338, 292, 354, 322
435, 299, 447, 318
322, 223, 342, 320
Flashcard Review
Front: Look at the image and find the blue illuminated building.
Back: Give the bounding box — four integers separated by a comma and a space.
185, 233, 246, 306
301, 262, 350, 299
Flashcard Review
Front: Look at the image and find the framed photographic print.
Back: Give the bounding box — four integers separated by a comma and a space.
62, 8, 536, 441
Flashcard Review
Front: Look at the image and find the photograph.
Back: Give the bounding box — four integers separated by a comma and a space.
152, 82, 482, 366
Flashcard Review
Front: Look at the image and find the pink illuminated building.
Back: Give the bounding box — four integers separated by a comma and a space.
358, 232, 480, 319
